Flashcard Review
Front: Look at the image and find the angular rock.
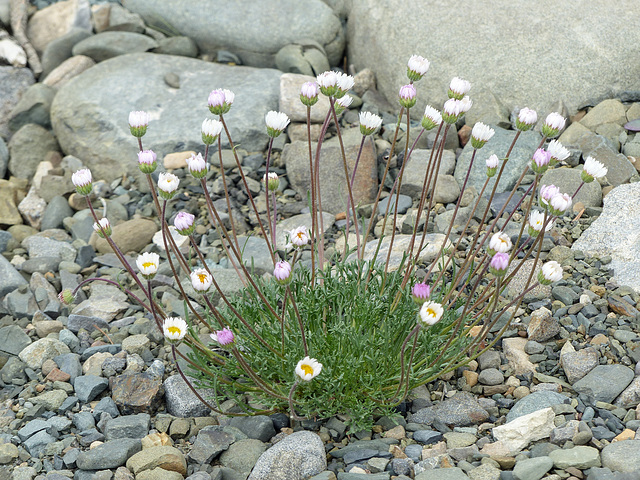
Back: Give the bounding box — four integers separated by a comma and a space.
8, 83, 56, 131
163, 374, 212, 418
527, 306, 560, 342
76, 438, 141, 470
492, 407, 555, 455
284, 129, 378, 215
229, 416, 276, 443
399, 149, 457, 200
581, 99, 627, 131
188, 426, 234, 465
111, 371, 163, 415
51, 53, 281, 185
410, 392, 489, 427
104, 413, 150, 441
0, 324, 31, 356
502, 337, 536, 375
219, 438, 267, 474
572, 365, 634, 404
348, 2, 640, 117
614, 376, 640, 408
560, 344, 598, 384
41, 28, 93, 78
578, 133, 636, 187
123, 0, 344, 67
74, 375, 109, 402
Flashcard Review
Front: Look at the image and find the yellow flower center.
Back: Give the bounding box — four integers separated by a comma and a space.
301, 364, 314, 376
142, 262, 154, 269
297, 232, 304, 239
197, 273, 208, 283
427, 308, 437, 318
168, 326, 181, 335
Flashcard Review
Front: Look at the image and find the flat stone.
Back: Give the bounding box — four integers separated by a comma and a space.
400, 149, 457, 200
8, 83, 56, 131
8, 123, 60, 179
51, 53, 281, 185
348, 1, 640, 117
548, 445, 601, 470
540, 167, 602, 208
572, 365, 634, 404
92, 217, 158, 254
41, 28, 92, 78
357, 234, 450, 272
601, 440, 640, 473
104, 413, 150, 441
229, 416, 276, 443
219, 438, 267, 474
188, 426, 234, 465
72, 31, 158, 62
279, 73, 331, 123
578, 133, 636, 187
506, 391, 568, 423
284, 129, 378, 215
0, 66, 35, 139
560, 345, 599, 384
415, 468, 469, 480
248, 431, 326, 480
124, 0, 344, 67
614, 376, 640, 408
0, 324, 31, 356
26, 0, 91, 53
410, 392, 489, 427
111, 371, 163, 415
512, 456, 554, 480
30, 389, 68, 411
43, 54, 96, 88
76, 438, 142, 470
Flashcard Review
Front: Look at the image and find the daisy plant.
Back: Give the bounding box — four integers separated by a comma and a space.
60, 54, 605, 431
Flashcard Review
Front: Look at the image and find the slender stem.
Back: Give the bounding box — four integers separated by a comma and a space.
171, 345, 224, 414
288, 380, 306, 420
217, 134, 239, 249
306, 106, 317, 283
343, 135, 367, 258
264, 137, 276, 250
287, 285, 308, 356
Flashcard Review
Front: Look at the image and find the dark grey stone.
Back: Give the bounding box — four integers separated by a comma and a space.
76, 438, 141, 470
410, 392, 489, 427
20, 256, 61, 275
378, 194, 412, 215
164, 374, 213, 418
74, 245, 96, 269
412, 429, 443, 445
54, 353, 82, 382
41, 28, 93, 78
41, 196, 74, 231
0, 66, 35, 139
573, 365, 635, 404
0, 324, 31, 355
0, 137, 8, 179
23, 429, 57, 457
506, 391, 569, 423
8, 83, 56, 131
67, 314, 110, 334
552, 286, 580, 306
80, 344, 121, 361
73, 411, 96, 431
188, 426, 234, 465
74, 375, 109, 402
93, 396, 120, 420
153, 36, 198, 57
5, 285, 38, 319
0, 254, 28, 298
103, 413, 150, 441
17, 419, 53, 441
7, 123, 59, 179
229, 416, 276, 443
454, 126, 542, 196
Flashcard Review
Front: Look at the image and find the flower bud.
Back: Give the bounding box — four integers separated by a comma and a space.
489, 252, 509, 277
542, 112, 566, 138
138, 149, 157, 174
273, 260, 292, 285
129, 110, 150, 137
174, 211, 195, 236
202, 118, 223, 145
470, 122, 495, 149
208, 89, 234, 115
548, 192, 572, 216
72, 168, 93, 196
186, 153, 207, 179
531, 148, 551, 174
359, 111, 382, 136
486, 154, 499, 177
158, 172, 180, 200
263, 172, 280, 192
265, 111, 290, 138
538, 261, 563, 285
539, 184, 560, 210
422, 106, 442, 130
211, 327, 235, 348
412, 282, 431, 305
300, 81, 319, 107
93, 218, 111, 238
333, 94, 352, 115
407, 54, 430, 82
581, 156, 607, 183
515, 107, 537, 131
448, 77, 471, 100
58, 289, 75, 306
398, 84, 417, 109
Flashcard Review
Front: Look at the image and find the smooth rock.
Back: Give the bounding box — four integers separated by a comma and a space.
348, 1, 640, 117
92, 217, 157, 254
548, 445, 601, 469
7, 123, 60, 179
572, 365, 634, 404
229, 416, 276, 443
72, 31, 158, 62
41, 28, 92, 78
0, 66, 35, 138
123, 0, 344, 67
512, 456, 554, 480
248, 431, 326, 480
104, 413, 150, 441
399, 149, 457, 200
51, 53, 281, 185
219, 439, 267, 474
573, 183, 640, 292
578, 133, 637, 187
357, 234, 450, 272
42, 54, 96, 88
279, 73, 331, 123
601, 440, 640, 473
8, 83, 56, 131
26, 0, 91, 53
506, 391, 568, 423
126, 445, 187, 476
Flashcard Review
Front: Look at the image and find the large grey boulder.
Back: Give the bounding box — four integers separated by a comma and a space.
572, 183, 640, 292
122, 0, 345, 68
51, 53, 281, 185
347, 1, 640, 116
